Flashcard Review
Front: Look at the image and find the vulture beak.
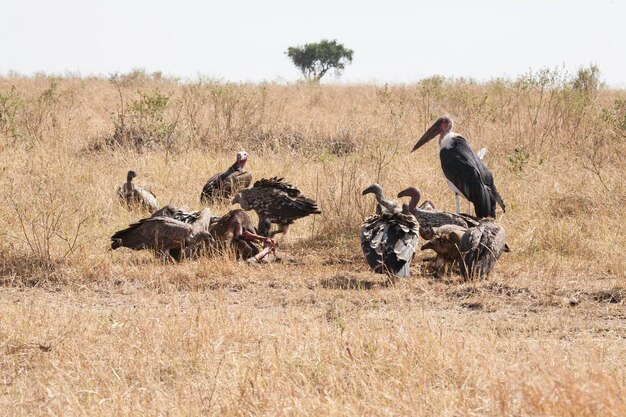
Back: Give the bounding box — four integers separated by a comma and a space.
421, 241, 435, 251
231, 194, 241, 205
236, 151, 248, 168
411, 118, 443, 152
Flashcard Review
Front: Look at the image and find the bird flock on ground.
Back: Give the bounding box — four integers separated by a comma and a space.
111, 115, 509, 280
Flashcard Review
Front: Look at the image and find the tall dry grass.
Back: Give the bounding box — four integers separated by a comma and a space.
0, 68, 624, 416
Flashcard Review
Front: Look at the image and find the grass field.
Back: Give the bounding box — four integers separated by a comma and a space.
0, 69, 625, 416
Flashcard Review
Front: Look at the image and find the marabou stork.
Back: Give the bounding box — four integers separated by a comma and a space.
116, 170, 159, 213
411, 116, 505, 218
200, 151, 253, 205
231, 177, 321, 237
361, 184, 419, 277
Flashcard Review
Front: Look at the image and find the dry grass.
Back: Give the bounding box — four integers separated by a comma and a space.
0, 70, 625, 416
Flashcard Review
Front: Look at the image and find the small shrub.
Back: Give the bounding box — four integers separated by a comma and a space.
508, 145, 530, 173
6, 182, 89, 270
0, 86, 25, 143
93, 77, 178, 152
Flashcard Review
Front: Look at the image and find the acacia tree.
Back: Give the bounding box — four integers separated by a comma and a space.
286, 39, 354, 82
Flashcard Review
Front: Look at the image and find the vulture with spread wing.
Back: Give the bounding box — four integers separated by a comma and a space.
458, 219, 508, 280
232, 177, 321, 237
361, 184, 419, 277
110, 212, 214, 260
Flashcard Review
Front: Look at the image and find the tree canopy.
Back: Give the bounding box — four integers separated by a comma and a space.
286, 39, 353, 82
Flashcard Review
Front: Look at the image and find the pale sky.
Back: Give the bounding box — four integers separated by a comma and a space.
1, 0, 624, 86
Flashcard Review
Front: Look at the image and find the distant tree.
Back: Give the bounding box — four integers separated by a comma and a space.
286, 39, 354, 82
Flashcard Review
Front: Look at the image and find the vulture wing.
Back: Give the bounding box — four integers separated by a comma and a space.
459, 221, 507, 279
361, 212, 419, 277
111, 216, 192, 252
133, 187, 159, 213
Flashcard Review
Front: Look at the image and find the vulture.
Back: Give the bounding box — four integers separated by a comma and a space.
397, 187, 480, 239
111, 205, 275, 262
411, 115, 505, 218
110, 213, 214, 260
232, 177, 321, 237
116, 170, 159, 213
458, 220, 508, 280
209, 209, 276, 262
420, 224, 467, 276
200, 151, 253, 204
152, 204, 221, 226
149, 205, 220, 260
361, 184, 419, 277
420, 220, 508, 279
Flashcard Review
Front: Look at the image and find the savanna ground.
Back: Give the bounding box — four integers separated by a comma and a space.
0, 68, 625, 416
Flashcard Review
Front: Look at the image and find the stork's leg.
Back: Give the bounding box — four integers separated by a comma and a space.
455, 193, 461, 214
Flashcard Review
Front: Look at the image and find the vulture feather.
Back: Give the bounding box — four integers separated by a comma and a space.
232, 177, 321, 237
201, 151, 252, 204
361, 184, 419, 277
110, 215, 214, 260
398, 187, 479, 239
459, 219, 508, 280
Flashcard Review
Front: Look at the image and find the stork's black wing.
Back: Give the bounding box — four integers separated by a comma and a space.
440, 136, 505, 218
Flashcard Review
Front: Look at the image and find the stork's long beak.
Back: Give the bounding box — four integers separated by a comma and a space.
411, 120, 442, 152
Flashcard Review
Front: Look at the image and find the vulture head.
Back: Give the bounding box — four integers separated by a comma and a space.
231, 192, 249, 210
363, 183, 399, 213
127, 170, 137, 183
419, 200, 436, 211
236, 151, 249, 170
362, 183, 384, 197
